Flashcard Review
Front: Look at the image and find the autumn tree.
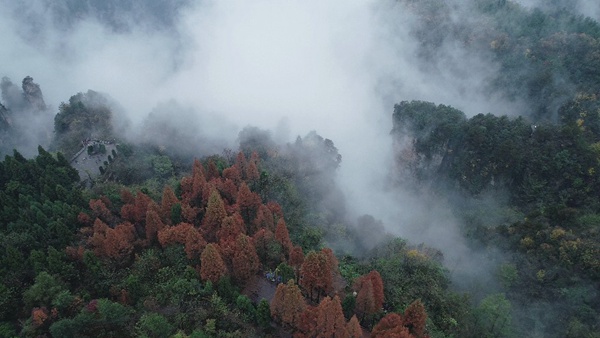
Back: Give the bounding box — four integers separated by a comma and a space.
246, 152, 260, 182
297, 305, 319, 337
404, 299, 427, 338
120, 189, 134, 204
88, 218, 110, 257
355, 278, 376, 322
231, 234, 260, 284
202, 190, 226, 242
199, 244, 227, 284
180, 159, 207, 208
157, 222, 206, 261
322, 247, 340, 276
275, 218, 293, 258
145, 208, 165, 245
314, 296, 349, 338
222, 165, 241, 185
253, 204, 275, 234
354, 270, 384, 320
184, 226, 207, 262
206, 159, 220, 181
300, 250, 333, 302
347, 315, 363, 338
270, 279, 305, 329
102, 222, 136, 265
89, 199, 112, 223
289, 245, 304, 282
237, 182, 261, 225
217, 213, 246, 266
31, 307, 50, 328
371, 313, 411, 338
120, 191, 152, 226
235, 152, 247, 178
266, 201, 284, 223
217, 178, 238, 204
160, 186, 179, 224
180, 203, 198, 223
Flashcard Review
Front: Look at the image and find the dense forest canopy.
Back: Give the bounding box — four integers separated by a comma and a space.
1, 0, 600, 337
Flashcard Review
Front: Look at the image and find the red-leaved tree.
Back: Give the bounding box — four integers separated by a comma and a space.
300, 250, 333, 302
237, 182, 261, 225
160, 186, 179, 224
253, 204, 275, 234
347, 315, 363, 338
202, 190, 227, 242
371, 313, 411, 338
315, 296, 349, 338
231, 233, 260, 284
270, 279, 305, 329
404, 299, 428, 338
275, 218, 293, 258
354, 270, 384, 320
199, 243, 227, 284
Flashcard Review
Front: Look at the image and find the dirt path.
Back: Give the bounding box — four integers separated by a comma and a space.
242, 274, 278, 303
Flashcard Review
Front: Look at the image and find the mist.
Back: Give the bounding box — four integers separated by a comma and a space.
0, 0, 539, 286
514, 0, 600, 20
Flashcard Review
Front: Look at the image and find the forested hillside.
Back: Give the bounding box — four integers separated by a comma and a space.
1, 0, 600, 337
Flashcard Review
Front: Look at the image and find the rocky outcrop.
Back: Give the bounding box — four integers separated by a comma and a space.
1, 76, 47, 113
22, 76, 46, 111
0, 103, 10, 130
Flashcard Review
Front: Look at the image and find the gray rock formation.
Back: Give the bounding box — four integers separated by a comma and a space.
22, 76, 46, 111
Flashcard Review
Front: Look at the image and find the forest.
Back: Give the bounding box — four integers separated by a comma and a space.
1, 0, 600, 337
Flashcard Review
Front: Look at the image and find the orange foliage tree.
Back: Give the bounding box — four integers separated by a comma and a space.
160, 186, 179, 224
217, 178, 238, 204
235, 152, 247, 178
222, 165, 242, 186
206, 159, 220, 181
275, 218, 293, 258
237, 182, 261, 225
180, 159, 207, 208
120, 191, 152, 226
199, 243, 227, 284
202, 190, 227, 242
300, 250, 333, 302
347, 315, 363, 338
270, 279, 306, 329
315, 296, 349, 338
253, 204, 275, 234
245, 152, 260, 182
371, 313, 412, 338
289, 245, 304, 282
89, 198, 114, 225
144, 207, 165, 245
31, 307, 49, 327
157, 222, 206, 261
105, 222, 136, 263
297, 305, 319, 337
184, 226, 207, 262
404, 299, 428, 338
354, 270, 384, 320
217, 213, 245, 266
231, 234, 260, 284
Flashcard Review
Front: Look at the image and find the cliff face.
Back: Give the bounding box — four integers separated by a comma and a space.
0, 103, 10, 130
21, 76, 46, 111
1, 76, 47, 113
0, 76, 52, 157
